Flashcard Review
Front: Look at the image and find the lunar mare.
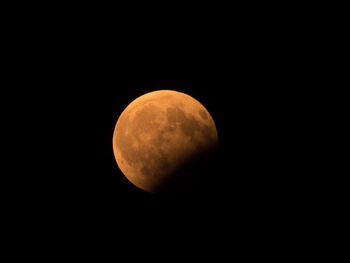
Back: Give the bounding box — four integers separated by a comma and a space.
113, 90, 218, 194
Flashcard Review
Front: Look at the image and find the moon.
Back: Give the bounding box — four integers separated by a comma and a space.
113, 90, 218, 194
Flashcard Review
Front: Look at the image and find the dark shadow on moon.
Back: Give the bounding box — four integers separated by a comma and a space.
150, 146, 218, 199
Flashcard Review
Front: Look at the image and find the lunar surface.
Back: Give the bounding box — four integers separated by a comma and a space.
113, 90, 218, 194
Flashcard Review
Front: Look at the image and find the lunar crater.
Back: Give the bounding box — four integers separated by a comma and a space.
199, 109, 209, 120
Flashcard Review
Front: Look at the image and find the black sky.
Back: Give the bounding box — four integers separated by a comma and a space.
8, 7, 319, 257
32, 43, 302, 237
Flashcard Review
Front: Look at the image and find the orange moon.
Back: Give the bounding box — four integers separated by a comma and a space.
113, 90, 218, 194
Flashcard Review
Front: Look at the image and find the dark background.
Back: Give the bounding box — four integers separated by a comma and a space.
7, 5, 321, 258
33, 42, 303, 250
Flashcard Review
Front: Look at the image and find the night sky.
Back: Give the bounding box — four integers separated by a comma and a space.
36, 50, 300, 240
9, 8, 316, 258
